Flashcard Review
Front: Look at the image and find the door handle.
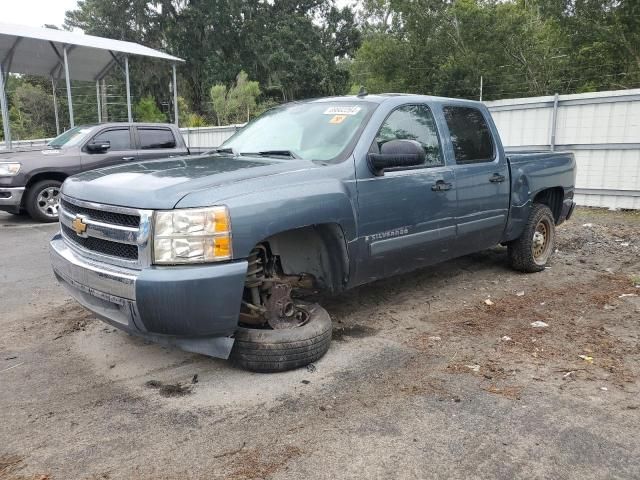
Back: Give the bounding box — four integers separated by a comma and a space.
431, 180, 453, 192
122, 156, 135, 161
489, 173, 506, 183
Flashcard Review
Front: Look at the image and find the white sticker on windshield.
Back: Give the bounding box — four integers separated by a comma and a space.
323, 106, 361, 116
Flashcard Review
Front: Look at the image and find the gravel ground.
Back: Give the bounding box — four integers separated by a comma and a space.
1, 208, 639, 480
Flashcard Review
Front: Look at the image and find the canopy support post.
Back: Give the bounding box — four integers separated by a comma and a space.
124, 56, 132, 122
63, 46, 74, 128
172, 64, 178, 126
51, 76, 60, 136
0, 62, 11, 150
96, 80, 102, 123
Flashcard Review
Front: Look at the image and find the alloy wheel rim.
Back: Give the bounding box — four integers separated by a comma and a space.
36, 187, 60, 218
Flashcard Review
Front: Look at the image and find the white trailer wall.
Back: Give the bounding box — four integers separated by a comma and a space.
485, 89, 640, 210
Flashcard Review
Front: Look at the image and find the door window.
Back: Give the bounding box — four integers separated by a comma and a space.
443, 106, 494, 164
138, 128, 176, 150
374, 105, 443, 167
91, 128, 131, 151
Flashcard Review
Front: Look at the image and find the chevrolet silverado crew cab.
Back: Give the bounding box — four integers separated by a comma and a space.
49, 94, 576, 372
0, 123, 192, 222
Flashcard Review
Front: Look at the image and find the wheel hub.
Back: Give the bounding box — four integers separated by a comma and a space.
532, 220, 550, 260
265, 283, 308, 329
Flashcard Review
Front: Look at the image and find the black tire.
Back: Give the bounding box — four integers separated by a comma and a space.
230, 303, 332, 373
25, 180, 62, 223
508, 203, 556, 273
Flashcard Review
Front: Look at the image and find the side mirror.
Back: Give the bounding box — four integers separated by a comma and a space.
367, 139, 425, 175
86, 140, 111, 152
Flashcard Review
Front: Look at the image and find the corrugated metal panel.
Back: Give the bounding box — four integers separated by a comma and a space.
180, 125, 242, 149
491, 107, 551, 146
486, 89, 640, 209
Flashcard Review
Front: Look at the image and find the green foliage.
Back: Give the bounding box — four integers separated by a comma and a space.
5, 0, 639, 141
184, 113, 207, 128
134, 96, 167, 123
351, 0, 640, 100
0, 77, 57, 141
210, 71, 261, 125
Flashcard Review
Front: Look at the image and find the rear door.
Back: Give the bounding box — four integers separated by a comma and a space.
355, 104, 457, 282
442, 105, 509, 253
135, 126, 183, 160
80, 126, 138, 171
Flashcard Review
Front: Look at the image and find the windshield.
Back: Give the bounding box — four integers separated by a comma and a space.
221, 101, 376, 162
48, 126, 95, 149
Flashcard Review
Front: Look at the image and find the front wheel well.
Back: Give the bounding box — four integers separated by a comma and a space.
25, 172, 68, 191
262, 223, 350, 293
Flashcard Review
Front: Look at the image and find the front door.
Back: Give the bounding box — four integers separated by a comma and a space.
80, 127, 138, 172
442, 106, 510, 253
355, 104, 457, 283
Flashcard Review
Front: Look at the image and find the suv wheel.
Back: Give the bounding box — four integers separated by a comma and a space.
25, 180, 62, 223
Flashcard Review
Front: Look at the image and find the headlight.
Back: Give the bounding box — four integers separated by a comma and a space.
153, 206, 232, 264
0, 162, 21, 176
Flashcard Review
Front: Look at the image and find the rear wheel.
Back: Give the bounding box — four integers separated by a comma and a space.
508, 203, 555, 273
25, 180, 62, 223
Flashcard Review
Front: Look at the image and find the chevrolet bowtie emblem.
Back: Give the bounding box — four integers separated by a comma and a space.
71, 216, 88, 236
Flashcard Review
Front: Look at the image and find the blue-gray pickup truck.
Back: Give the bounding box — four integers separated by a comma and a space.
49, 93, 576, 372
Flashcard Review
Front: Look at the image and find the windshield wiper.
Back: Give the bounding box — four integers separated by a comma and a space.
240, 150, 300, 159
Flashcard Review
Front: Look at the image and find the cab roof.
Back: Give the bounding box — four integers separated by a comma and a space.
306, 93, 483, 107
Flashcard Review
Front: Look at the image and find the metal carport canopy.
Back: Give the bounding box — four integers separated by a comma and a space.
0, 22, 184, 149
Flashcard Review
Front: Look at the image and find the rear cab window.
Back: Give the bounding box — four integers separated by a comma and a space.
443, 106, 495, 164
138, 128, 177, 150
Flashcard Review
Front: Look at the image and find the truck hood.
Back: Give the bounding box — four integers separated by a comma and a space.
0, 147, 70, 162
62, 154, 321, 209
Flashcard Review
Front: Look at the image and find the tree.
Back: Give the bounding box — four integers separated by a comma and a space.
135, 96, 167, 123
210, 71, 261, 125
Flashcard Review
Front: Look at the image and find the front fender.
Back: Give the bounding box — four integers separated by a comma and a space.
224, 178, 357, 258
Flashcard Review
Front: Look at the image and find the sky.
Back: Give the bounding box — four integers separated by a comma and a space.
2, 0, 79, 29
2, 0, 356, 30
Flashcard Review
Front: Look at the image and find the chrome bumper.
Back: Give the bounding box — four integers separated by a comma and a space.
50, 234, 139, 328
0, 186, 25, 210
50, 234, 137, 301
49, 233, 244, 359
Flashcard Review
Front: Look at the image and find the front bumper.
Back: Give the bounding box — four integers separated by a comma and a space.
0, 187, 25, 213
49, 234, 248, 358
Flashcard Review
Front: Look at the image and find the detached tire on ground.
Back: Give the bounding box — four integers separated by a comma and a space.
25, 179, 62, 223
508, 203, 556, 273
231, 303, 332, 373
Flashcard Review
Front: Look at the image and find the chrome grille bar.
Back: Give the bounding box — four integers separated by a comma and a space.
59, 194, 153, 269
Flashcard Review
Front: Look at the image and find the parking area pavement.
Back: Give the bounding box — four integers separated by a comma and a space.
1, 209, 639, 480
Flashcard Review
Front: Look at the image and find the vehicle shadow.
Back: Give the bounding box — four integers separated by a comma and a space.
0, 212, 43, 227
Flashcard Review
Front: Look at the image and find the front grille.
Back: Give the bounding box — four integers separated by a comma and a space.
61, 199, 140, 228
62, 224, 139, 260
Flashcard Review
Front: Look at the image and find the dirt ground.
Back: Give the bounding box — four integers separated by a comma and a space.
1, 208, 639, 480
